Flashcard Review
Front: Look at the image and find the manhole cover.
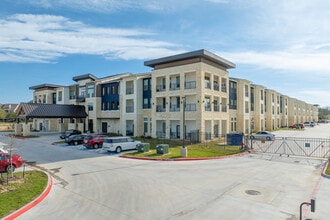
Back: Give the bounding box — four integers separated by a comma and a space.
245, 190, 261, 195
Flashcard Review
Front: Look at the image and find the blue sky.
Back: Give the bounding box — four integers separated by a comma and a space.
1, 0, 330, 107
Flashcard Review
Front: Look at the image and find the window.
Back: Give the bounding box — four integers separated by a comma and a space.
88, 103, 93, 111
58, 91, 62, 102
205, 76, 211, 89
144, 118, 148, 133
87, 85, 95, 98
70, 87, 76, 99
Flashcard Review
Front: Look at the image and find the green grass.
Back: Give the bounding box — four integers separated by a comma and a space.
0, 170, 48, 218
326, 161, 330, 175
126, 138, 243, 159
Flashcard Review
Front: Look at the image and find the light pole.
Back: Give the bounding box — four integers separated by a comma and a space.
181, 96, 187, 157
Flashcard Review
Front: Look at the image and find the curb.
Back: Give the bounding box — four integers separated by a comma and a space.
119, 151, 250, 161
4, 170, 53, 220
321, 160, 330, 179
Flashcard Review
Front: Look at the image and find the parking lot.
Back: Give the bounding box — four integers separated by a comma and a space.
1, 124, 330, 220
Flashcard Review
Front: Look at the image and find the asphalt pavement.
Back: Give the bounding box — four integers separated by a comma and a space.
1, 125, 329, 220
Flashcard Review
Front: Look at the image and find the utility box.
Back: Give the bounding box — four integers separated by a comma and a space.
156, 144, 169, 155
227, 132, 244, 146
137, 143, 150, 153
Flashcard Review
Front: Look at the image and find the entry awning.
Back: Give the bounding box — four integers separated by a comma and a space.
16, 103, 88, 119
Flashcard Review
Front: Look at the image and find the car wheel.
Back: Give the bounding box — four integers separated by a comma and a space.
6, 164, 15, 173
266, 136, 271, 141
74, 141, 78, 145
116, 147, 122, 153
93, 143, 99, 149
251, 136, 255, 139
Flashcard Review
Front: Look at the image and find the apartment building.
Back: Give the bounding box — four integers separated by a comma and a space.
26, 49, 319, 140
145, 49, 235, 141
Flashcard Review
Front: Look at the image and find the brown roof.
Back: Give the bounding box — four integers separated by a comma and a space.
16, 103, 88, 119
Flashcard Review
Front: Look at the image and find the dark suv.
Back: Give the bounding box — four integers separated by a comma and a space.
83, 134, 107, 149
60, 129, 82, 139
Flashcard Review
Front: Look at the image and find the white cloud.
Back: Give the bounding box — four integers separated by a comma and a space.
0, 14, 181, 63
221, 50, 330, 74
24, 0, 201, 13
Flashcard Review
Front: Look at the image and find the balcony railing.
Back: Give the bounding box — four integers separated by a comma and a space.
205, 82, 211, 89
184, 81, 196, 89
156, 105, 166, 112
143, 103, 151, 109
185, 103, 196, 111
143, 85, 151, 91
205, 104, 211, 111
126, 105, 134, 113
169, 83, 180, 91
126, 87, 134, 94
169, 104, 180, 112
221, 83, 227, 92
156, 131, 165, 139
156, 84, 166, 92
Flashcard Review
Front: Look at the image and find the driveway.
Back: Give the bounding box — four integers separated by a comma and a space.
1, 125, 329, 220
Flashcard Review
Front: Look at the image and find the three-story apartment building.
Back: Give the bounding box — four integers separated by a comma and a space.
27, 49, 319, 140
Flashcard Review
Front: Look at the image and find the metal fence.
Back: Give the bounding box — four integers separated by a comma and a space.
248, 137, 330, 159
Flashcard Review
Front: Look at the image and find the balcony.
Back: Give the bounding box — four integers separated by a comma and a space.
169, 104, 180, 112
126, 105, 134, 113
169, 83, 180, 91
156, 84, 166, 92
185, 103, 196, 112
156, 105, 166, 112
205, 104, 211, 111
126, 87, 134, 95
205, 82, 211, 89
184, 81, 196, 89
76, 95, 86, 102
221, 83, 227, 92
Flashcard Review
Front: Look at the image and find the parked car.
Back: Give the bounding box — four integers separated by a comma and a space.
0, 152, 23, 173
289, 123, 304, 129
0, 146, 8, 153
83, 134, 107, 149
102, 137, 141, 153
60, 129, 82, 139
303, 122, 314, 127
251, 131, 275, 141
65, 134, 86, 145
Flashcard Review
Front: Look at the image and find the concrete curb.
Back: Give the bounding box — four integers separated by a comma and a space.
119, 151, 250, 161
3, 169, 53, 220
321, 160, 330, 179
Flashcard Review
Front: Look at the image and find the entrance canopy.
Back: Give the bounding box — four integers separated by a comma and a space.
16, 103, 88, 120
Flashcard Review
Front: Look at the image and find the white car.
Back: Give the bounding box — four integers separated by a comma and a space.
102, 137, 141, 153
0, 146, 8, 153
251, 131, 275, 141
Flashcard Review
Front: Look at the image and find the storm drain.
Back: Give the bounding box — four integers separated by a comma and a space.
245, 190, 261, 195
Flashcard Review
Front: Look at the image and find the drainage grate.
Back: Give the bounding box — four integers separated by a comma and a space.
245, 190, 261, 195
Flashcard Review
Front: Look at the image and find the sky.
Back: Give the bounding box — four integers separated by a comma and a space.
1, 0, 330, 107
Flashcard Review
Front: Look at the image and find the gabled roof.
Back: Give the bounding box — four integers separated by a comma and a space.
144, 49, 236, 69
16, 103, 87, 119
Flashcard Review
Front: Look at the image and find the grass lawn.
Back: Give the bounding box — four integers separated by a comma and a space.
126, 137, 243, 159
0, 170, 48, 218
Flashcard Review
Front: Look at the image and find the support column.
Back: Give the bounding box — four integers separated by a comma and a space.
23, 124, 31, 136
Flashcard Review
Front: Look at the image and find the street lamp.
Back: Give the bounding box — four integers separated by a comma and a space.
181, 96, 187, 157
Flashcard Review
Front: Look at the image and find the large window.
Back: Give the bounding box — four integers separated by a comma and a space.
87, 85, 95, 98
